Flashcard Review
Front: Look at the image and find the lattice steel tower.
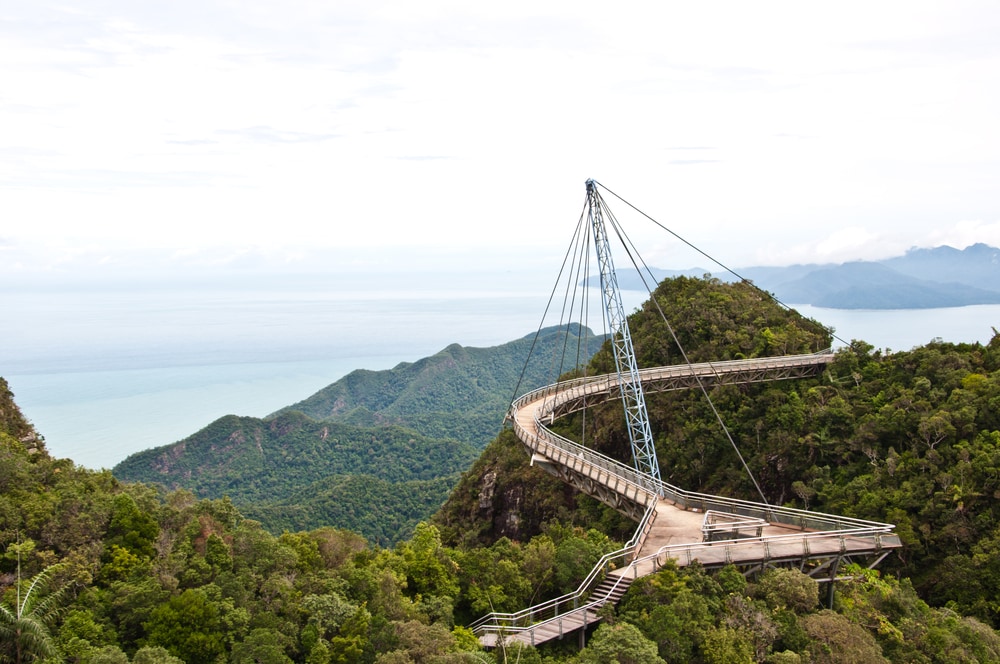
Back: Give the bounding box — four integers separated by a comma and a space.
586, 179, 663, 493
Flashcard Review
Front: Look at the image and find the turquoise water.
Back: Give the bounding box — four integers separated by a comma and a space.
4, 282, 997, 470
7, 358, 405, 470
3, 283, 562, 469
793, 304, 1000, 352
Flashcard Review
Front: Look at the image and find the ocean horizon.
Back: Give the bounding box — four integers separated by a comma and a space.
4, 281, 998, 470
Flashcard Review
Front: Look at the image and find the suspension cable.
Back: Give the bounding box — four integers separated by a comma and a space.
595, 191, 771, 505
512, 180, 819, 507
507, 200, 591, 423
593, 180, 846, 348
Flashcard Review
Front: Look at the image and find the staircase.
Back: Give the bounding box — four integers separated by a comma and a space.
472, 352, 900, 649
477, 571, 636, 648
590, 572, 634, 609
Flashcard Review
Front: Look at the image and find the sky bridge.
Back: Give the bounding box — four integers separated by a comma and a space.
473, 354, 901, 648
471, 181, 901, 650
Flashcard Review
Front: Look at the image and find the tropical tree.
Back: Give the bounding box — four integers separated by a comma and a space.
578, 622, 666, 664
142, 588, 226, 664
0, 559, 72, 664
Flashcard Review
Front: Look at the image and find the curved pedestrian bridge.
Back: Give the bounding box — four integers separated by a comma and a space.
472, 352, 901, 648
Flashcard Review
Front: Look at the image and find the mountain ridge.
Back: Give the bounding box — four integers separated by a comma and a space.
272, 324, 606, 447
605, 243, 1000, 309
112, 324, 606, 543
5, 275, 1000, 662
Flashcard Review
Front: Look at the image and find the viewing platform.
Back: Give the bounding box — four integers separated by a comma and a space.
472, 353, 901, 648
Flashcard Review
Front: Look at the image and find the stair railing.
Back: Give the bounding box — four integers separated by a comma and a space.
469, 499, 656, 637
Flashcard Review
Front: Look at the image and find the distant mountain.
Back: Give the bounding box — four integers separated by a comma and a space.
601, 244, 1000, 309
766, 261, 1000, 309
882, 243, 1000, 286
274, 323, 606, 447
113, 324, 605, 543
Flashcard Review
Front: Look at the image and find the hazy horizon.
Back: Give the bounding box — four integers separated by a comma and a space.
3, 2, 1000, 290
6, 2, 1000, 469
3, 238, 996, 294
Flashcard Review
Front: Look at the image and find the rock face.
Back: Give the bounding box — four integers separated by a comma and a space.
433, 429, 580, 547
478, 469, 497, 511
474, 468, 524, 539
472, 468, 531, 542
500, 485, 523, 537
0, 377, 45, 454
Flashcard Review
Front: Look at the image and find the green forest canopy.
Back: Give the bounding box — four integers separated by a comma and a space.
2, 276, 1000, 662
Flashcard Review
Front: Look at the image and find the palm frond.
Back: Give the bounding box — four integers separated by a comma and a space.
0, 562, 70, 664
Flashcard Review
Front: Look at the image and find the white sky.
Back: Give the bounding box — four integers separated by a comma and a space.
3, 1, 1000, 281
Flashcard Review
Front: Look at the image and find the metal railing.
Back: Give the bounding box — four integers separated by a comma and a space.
472, 522, 901, 645
509, 352, 894, 535
469, 500, 656, 637
473, 353, 898, 644
519, 391, 896, 533
648, 528, 901, 569
479, 568, 637, 647
533, 351, 834, 419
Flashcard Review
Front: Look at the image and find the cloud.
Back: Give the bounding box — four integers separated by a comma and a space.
4, 1, 1000, 278
166, 139, 219, 146
5, 168, 213, 189
215, 126, 339, 144
0, 146, 61, 157
920, 220, 1000, 251
749, 228, 891, 266
665, 147, 719, 165
814, 227, 881, 258
396, 155, 452, 161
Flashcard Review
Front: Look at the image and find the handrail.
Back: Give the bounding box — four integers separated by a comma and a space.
509, 352, 893, 534
515, 350, 834, 418
470, 500, 656, 634
476, 567, 639, 645
634, 527, 902, 580
472, 351, 898, 644
521, 412, 894, 533
651, 527, 901, 563
473, 523, 901, 641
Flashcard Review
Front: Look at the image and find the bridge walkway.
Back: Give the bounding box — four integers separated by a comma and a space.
472, 353, 902, 649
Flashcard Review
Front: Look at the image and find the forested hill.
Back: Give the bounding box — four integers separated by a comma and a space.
436, 275, 1000, 628
273, 324, 606, 447
6, 277, 1000, 662
0, 376, 44, 453
435, 276, 836, 546
113, 413, 479, 545
113, 325, 603, 543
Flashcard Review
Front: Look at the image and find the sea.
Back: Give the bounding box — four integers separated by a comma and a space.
3, 280, 998, 471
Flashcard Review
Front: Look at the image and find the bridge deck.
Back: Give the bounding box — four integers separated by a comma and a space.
474, 355, 901, 648
635, 499, 894, 572
478, 609, 601, 649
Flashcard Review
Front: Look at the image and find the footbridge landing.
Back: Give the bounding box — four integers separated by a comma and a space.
472, 180, 900, 649
472, 353, 901, 648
